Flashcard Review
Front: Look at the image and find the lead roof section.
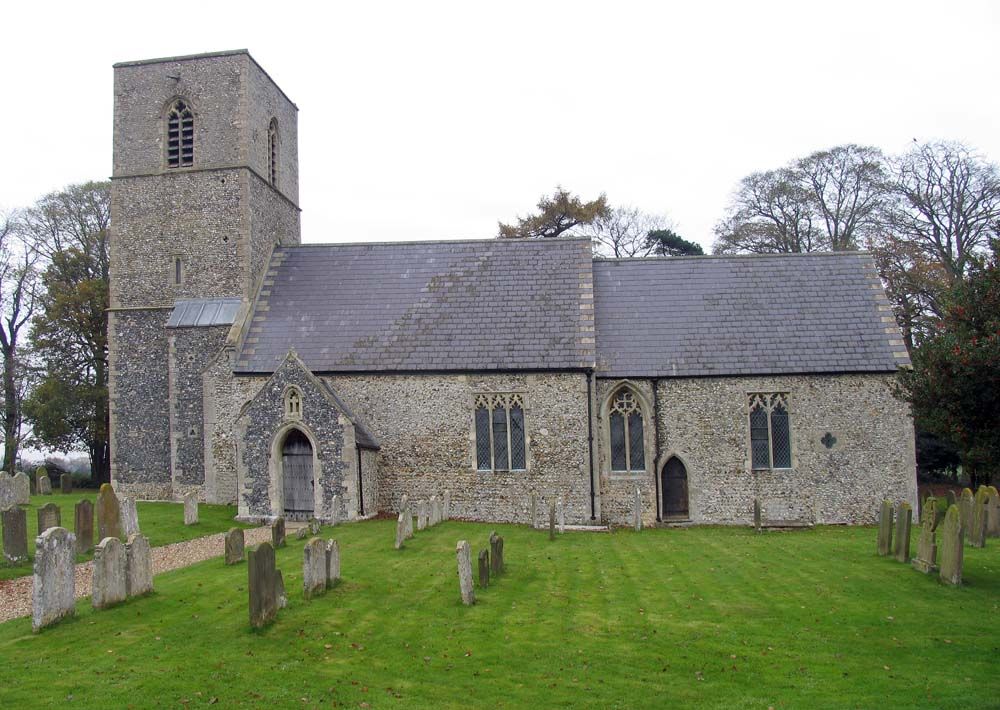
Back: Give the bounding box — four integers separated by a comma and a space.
235, 238, 596, 373
593, 252, 910, 378
167, 298, 243, 328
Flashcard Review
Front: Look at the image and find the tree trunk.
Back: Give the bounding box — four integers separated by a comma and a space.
2, 347, 18, 474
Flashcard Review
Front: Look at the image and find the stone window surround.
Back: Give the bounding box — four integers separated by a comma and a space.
283, 384, 303, 420
163, 96, 195, 170
170, 253, 185, 287
471, 392, 529, 473
746, 391, 795, 472
599, 380, 655, 481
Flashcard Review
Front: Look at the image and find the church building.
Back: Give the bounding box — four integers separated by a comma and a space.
107, 50, 917, 527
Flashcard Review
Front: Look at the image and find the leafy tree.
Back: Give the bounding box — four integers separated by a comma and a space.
645, 229, 704, 257
498, 187, 610, 239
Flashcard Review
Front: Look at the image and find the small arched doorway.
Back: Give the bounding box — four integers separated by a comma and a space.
661, 456, 689, 520
281, 429, 314, 519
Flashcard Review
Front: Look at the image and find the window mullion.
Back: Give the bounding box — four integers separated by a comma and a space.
506, 405, 512, 471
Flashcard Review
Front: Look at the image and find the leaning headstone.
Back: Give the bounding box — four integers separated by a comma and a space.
74, 499, 94, 555
394, 512, 406, 550
893, 502, 912, 563
225, 528, 245, 565
37, 503, 61, 533
478, 549, 490, 588
530, 491, 538, 528
2, 506, 28, 563
969, 488, 988, 548
13, 472, 30, 505
325, 539, 340, 587
489, 532, 501, 576
443, 490, 451, 520
456, 540, 475, 605
119, 496, 140, 537
417, 500, 428, 531
125, 533, 153, 597
92, 537, 127, 609
248, 542, 279, 628
753, 498, 762, 532
271, 517, 286, 548
986, 486, 1000, 538
96, 483, 121, 540
0, 474, 13, 510
912, 504, 938, 574
32, 527, 76, 632
558, 497, 566, 533
958, 488, 974, 540
633, 487, 643, 532
876, 500, 893, 556
938, 505, 963, 586
37, 474, 52, 495
302, 538, 327, 600
308, 517, 322, 535
60, 473, 72, 494
330, 496, 340, 526
183, 492, 198, 526
549, 501, 556, 541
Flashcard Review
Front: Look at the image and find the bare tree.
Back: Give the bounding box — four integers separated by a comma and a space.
589, 206, 674, 258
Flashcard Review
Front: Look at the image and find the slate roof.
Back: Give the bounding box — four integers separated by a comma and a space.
592, 252, 910, 378
235, 238, 596, 373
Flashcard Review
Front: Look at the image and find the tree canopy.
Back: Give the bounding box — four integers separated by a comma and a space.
498, 188, 610, 239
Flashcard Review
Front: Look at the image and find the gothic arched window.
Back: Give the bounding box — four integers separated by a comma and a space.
475, 393, 526, 472
284, 387, 303, 419
267, 119, 279, 186
609, 388, 645, 472
749, 393, 792, 470
166, 99, 194, 168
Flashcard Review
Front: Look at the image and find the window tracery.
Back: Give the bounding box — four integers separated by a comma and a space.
166, 99, 194, 168
475, 393, 526, 471
749, 393, 791, 469
609, 388, 645, 472
284, 387, 303, 419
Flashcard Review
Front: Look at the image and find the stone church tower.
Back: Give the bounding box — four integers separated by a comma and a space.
108, 50, 300, 502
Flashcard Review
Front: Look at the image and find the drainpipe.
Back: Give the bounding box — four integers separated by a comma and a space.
653, 378, 661, 522
356, 443, 364, 516
587, 370, 596, 520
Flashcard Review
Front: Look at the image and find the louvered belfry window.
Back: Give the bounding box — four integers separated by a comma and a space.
749, 393, 792, 469
475, 394, 527, 471
166, 100, 194, 168
267, 119, 278, 186
609, 389, 645, 472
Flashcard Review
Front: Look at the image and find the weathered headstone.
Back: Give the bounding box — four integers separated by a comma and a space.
478, 549, 489, 588
248, 542, 279, 628
37, 503, 61, 533
325, 539, 340, 587
558, 497, 566, 533
271, 517, 286, 548
876, 499, 893, 556
945, 490, 957, 506
893, 502, 912, 563
275, 570, 288, 609
60, 473, 72, 494
394, 512, 406, 550
119, 496, 140, 537
308, 517, 322, 535
183, 492, 199, 526
633, 487, 643, 532
753, 498, 762, 532
74, 499, 94, 555
429, 496, 439, 527
37, 474, 52, 495
456, 540, 475, 605
32, 527, 76, 632
938, 505, 963, 586
2, 506, 28, 563
125, 533, 153, 597
986, 486, 1000, 538
0, 474, 13, 510
530, 491, 538, 529
13, 472, 30, 505
96, 483, 121, 540
330, 496, 340, 526
302, 538, 327, 599
443, 490, 451, 520
295, 527, 308, 540
959, 488, 974, 540
912, 503, 938, 574
549, 501, 556, 541
225, 528, 245, 564
489, 531, 501, 576
417, 500, 428, 531
92, 537, 127, 609
967, 488, 987, 548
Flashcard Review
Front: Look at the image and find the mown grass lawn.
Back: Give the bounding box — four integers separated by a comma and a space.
1, 521, 998, 708
0, 492, 252, 581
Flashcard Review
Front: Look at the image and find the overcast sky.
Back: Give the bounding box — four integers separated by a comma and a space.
4, 1, 999, 252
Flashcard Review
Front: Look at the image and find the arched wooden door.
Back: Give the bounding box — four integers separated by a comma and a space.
661, 456, 689, 519
282, 429, 314, 519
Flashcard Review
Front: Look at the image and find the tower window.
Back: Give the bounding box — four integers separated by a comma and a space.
173, 256, 183, 285
267, 119, 279, 186
166, 99, 194, 168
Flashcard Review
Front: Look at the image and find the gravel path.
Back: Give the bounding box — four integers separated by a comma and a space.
0, 526, 271, 624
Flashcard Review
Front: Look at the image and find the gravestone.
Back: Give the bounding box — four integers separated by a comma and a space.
0, 474, 13, 510
417, 500, 428, 531
549, 501, 556, 541
394, 512, 406, 550
945, 490, 957, 506
37, 475, 52, 495
2, 506, 28, 563
92, 537, 127, 609
295, 527, 308, 541
938, 505, 963, 586
633, 487, 643, 532
126, 533, 153, 597
456, 540, 475, 605
13, 472, 30, 505
530, 491, 538, 528
443, 490, 450, 520
271, 517, 286, 548
302, 538, 327, 599
330, 496, 340, 526
969, 488, 988, 548
893, 502, 912, 563
325, 539, 340, 587
225, 528, 245, 565
478, 549, 489, 588
489, 531, 501, 576
119, 497, 140, 537
429, 496, 439, 527
753, 498, 762, 532
183, 492, 198, 525
248, 542, 279, 628
37, 503, 61, 533
60, 473, 72, 494
275, 570, 288, 609
912, 503, 938, 574
959, 488, 974, 540
32, 527, 77, 632
876, 500, 893, 556
74, 499, 94, 555
96, 483, 121, 540
558, 497, 565, 533
922, 496, 938, 530
308, 517, 322, 535
986, 486, 1000, 538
